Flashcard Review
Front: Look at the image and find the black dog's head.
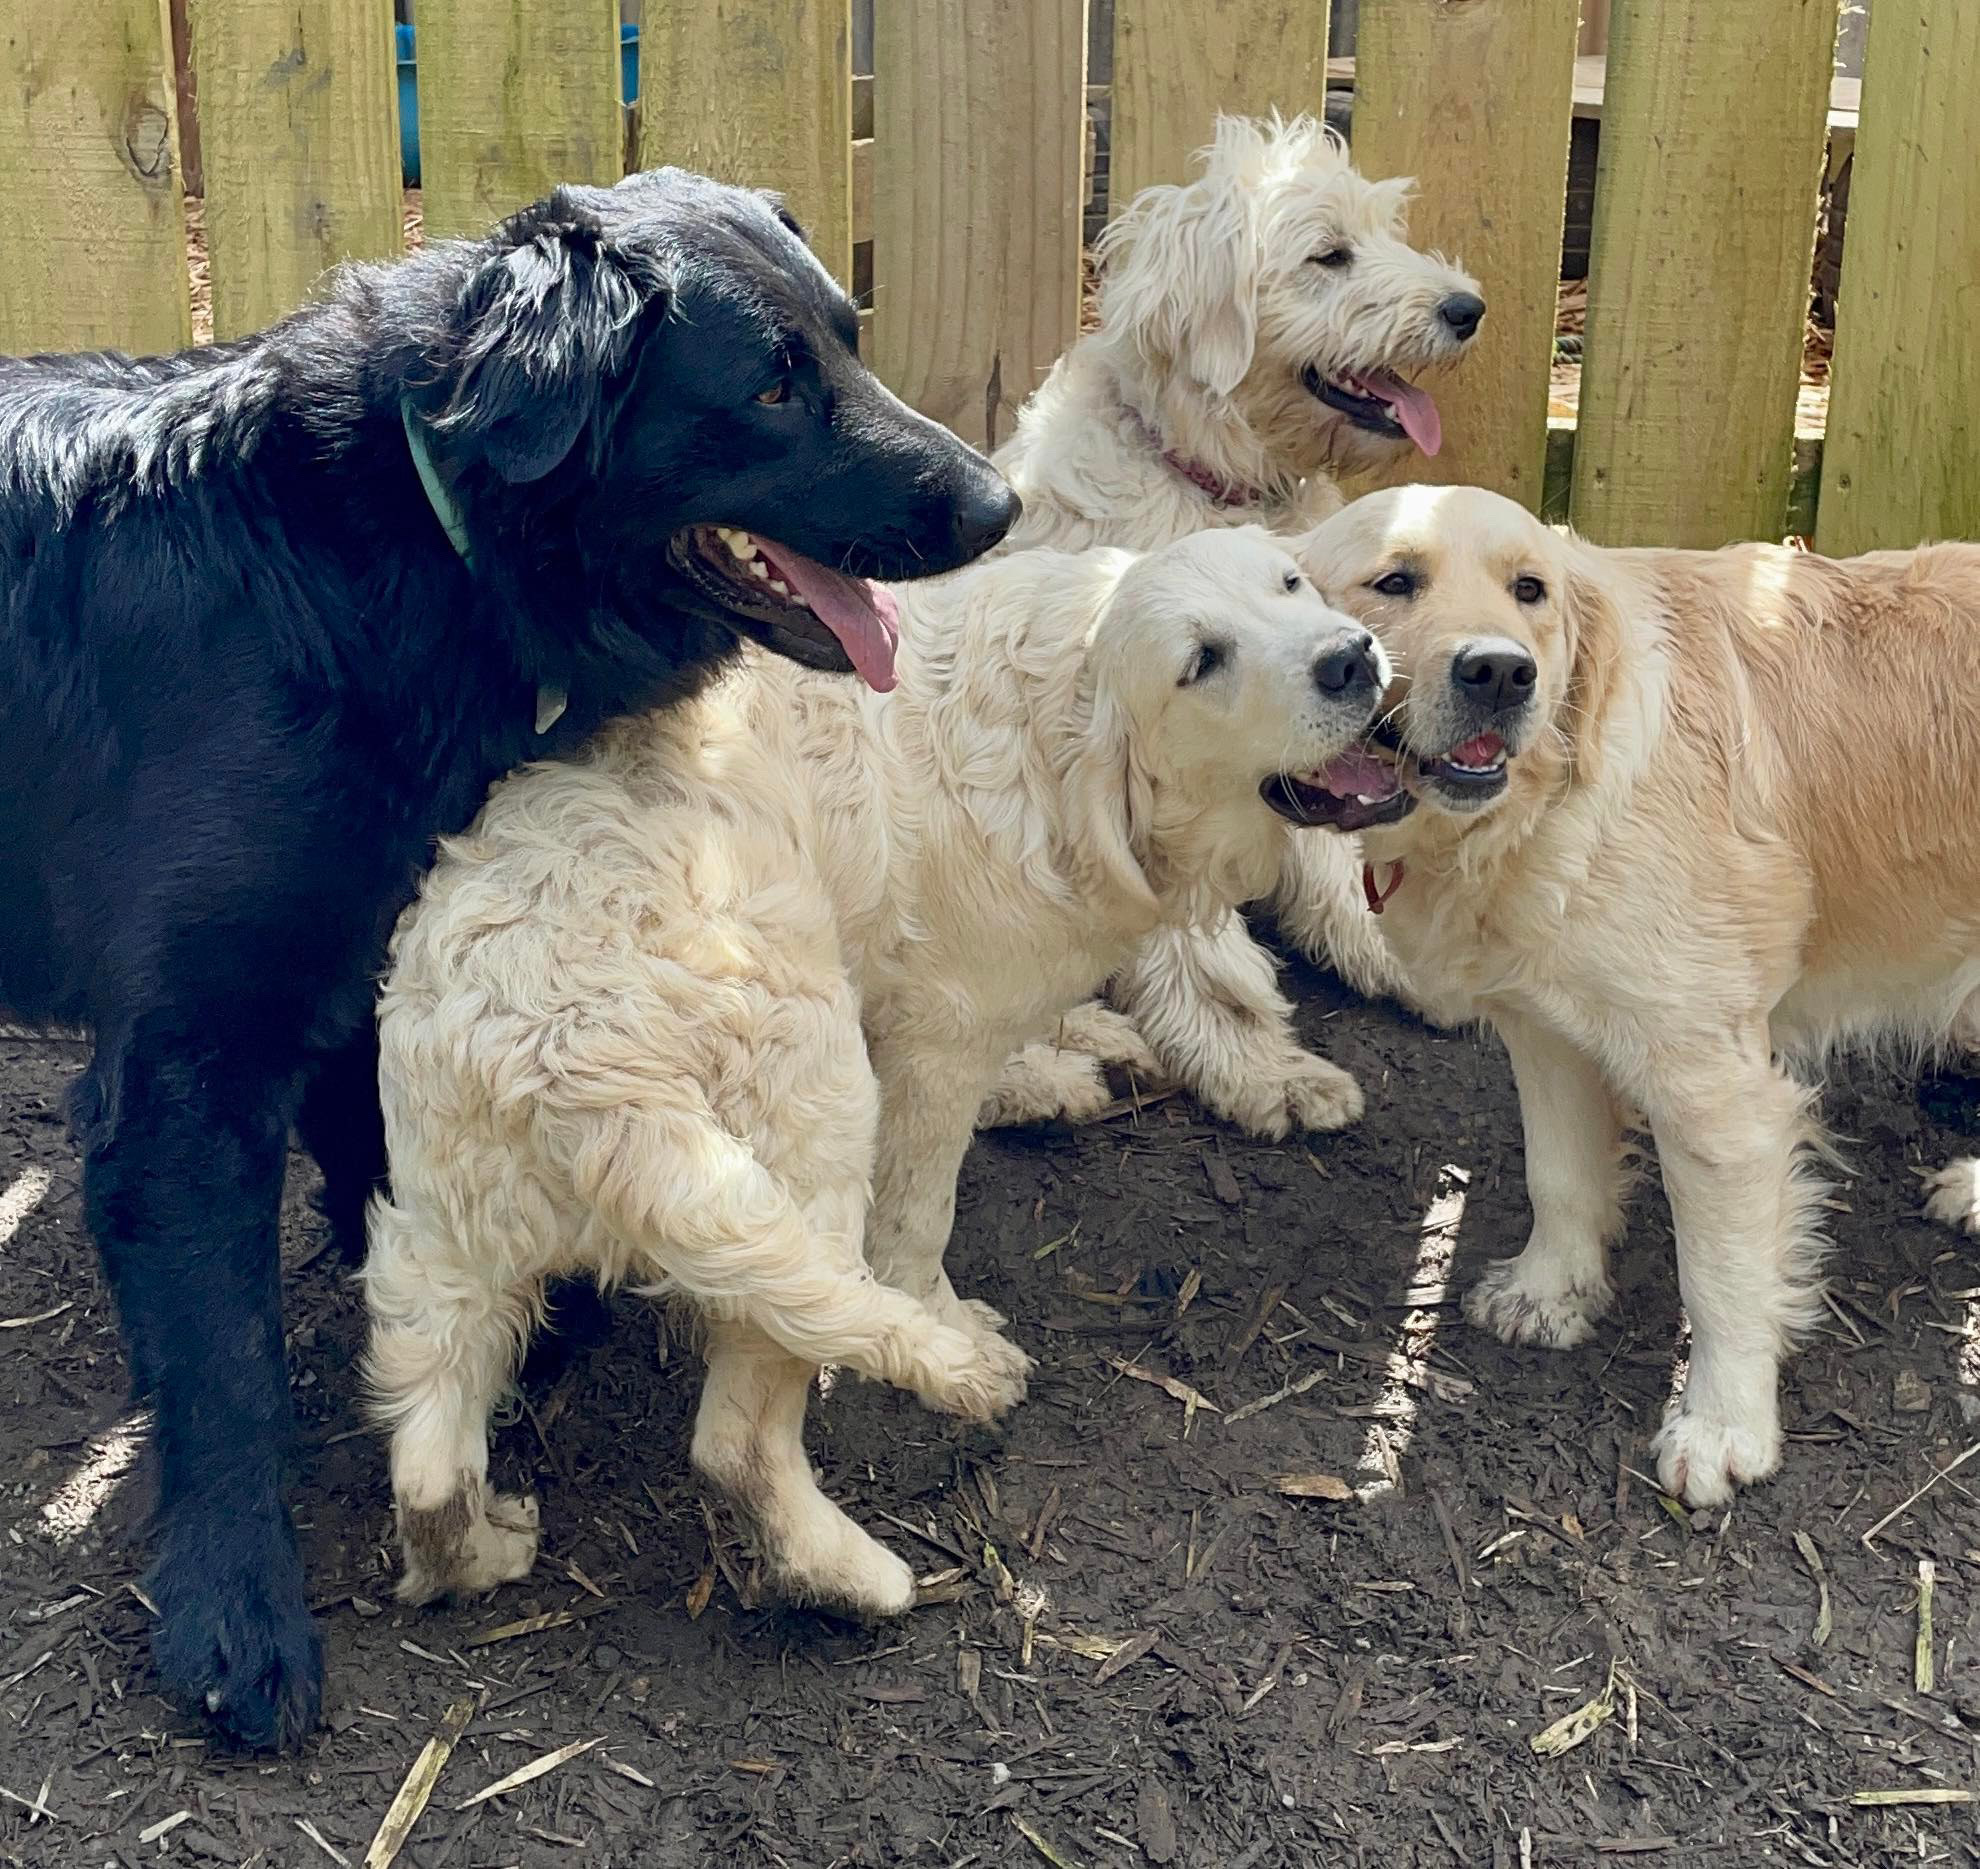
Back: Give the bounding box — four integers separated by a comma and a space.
406, 169, 1018, 691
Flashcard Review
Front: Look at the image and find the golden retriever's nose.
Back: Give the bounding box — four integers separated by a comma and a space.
1314, 632, 1381, 696
1438, 293, 1486, 340
1452, 639, 1536, 712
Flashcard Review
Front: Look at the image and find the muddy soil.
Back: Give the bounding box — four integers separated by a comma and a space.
5, 945, 1979, 1868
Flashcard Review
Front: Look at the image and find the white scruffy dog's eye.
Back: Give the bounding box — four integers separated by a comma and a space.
1309, 247, 1353, 270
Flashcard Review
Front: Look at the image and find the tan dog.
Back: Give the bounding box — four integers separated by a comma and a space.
1295, 484, 1980, 1507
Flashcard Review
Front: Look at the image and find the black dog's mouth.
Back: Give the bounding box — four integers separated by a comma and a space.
668, 526, 901, 691
1260, 745, 1415, 832
1301, 364, 1443, 456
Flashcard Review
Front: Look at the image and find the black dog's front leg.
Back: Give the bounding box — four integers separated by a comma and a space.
82, 1027, 323, 1750
297, 1025, 389, 1265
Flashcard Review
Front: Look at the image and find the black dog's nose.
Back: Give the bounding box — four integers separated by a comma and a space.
949, 471, 1022, 558
1314, 632, 1379, 696
1438, 292, 1486, 340
1451, 640, 1537, 712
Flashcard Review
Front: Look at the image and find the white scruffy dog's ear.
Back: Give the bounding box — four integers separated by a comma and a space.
1097, 117, 1262, 399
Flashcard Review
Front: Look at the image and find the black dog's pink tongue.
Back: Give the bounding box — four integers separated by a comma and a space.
753, 541, 901, 692
1318, 746, 1402, 800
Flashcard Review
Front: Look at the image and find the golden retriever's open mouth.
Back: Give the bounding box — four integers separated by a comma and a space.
1301, 363, 1442, 456
1414, 730, 1511, 804
669, 525, 901, 692
1261, 744, 1415, 831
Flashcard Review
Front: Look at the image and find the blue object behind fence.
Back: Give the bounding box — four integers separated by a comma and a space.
397, 21, 640, 188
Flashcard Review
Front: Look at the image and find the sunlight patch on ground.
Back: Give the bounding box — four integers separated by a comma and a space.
0, 1166, 52, 1247
1354, 1164, 1467, 1500
40, 1413, 149, 1545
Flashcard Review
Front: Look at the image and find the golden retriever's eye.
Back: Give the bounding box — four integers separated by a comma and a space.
1513, 574, 1547, 605
1282, 570, 1302, 592
754, 379, 791, 407
1371, 569, 1417, 599
1180, 640, 1227, 686
1310, 247, 1353, 270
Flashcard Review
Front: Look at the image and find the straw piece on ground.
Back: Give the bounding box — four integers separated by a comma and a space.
1915, 1558, 1936, 1694
363, 1695, 476, 1869
1860, 1439, 1980, 1547
1012, 1812, 1086, 1868
1104, 1355, 1220, 1417
296, 1817, 352, 1866
1530, 1662, 1617, 1758
1793, 1530, 1832, 1646
463, 1599, 615, 1648
1850, 1787, 1974, 1807
1272, 1473, 1352, 1501
456, 1736, 602, 1812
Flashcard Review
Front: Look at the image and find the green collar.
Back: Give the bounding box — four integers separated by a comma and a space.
401, 400, 474, 569
401, 399, 568, 734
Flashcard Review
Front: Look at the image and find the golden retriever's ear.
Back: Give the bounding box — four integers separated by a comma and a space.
1559, 540, 1624, 788
1095, 118, 1260, 398
1067, 669, 1164, 921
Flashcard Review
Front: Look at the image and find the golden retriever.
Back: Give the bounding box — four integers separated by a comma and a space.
973, 113, 1484, 1140
364, 528, 1392, 1615
1294, 484, 1980, 1507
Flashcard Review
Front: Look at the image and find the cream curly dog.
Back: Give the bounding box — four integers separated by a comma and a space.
985, 114, 1483, 1139
365, 528, 1392, 1615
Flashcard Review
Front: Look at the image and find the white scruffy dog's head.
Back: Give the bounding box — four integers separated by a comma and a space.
1073, 528, 1394, 920
1096, 114, 1483, 496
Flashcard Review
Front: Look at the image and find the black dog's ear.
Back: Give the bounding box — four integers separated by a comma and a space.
436, 190, 665, 484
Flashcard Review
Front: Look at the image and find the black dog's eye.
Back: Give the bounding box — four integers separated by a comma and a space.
1513, 574, 1547, 605
1371, 569, 1417, 599
1310, 247, 1353, 270
754, 380, 791, 407
1180, 640, 1227, 686
1282, 570, 1302, 592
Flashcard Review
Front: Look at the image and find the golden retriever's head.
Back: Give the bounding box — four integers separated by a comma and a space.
1294, 485, 1607, 830
1075, 527, 1395, 916
1096, 115, 1483, 488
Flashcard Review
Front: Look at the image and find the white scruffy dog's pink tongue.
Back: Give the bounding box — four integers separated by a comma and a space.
753, 542, 901, 692
1353, 369, 1443, 457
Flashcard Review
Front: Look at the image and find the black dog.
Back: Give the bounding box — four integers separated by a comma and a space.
0, 168, 1015, 1749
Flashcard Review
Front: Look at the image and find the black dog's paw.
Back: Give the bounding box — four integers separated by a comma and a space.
149, 1509, 323, 1751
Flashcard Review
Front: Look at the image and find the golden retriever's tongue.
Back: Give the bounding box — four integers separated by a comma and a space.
1318, 746, 1401, 800
753, 541, 901, 693
1354, 369, 1442, 457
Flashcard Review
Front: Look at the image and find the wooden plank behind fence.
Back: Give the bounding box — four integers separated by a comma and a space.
417, 1, 622, 242
1110, 0, 1326, 207
1570, 0, 1835, 547
871, 0, 1085, 450
639, 0, 851, 285
192, 0, 401, 340
1817, 0, 1978, 556
0, 0, 189, 355
1352, 0, 1579, 508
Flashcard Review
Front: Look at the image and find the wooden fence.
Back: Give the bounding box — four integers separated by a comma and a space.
0, 1, 1970, 555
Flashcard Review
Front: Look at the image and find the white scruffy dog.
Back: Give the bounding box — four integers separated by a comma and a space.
984, 115, 1482, 1138
365, 528, 1392, 1616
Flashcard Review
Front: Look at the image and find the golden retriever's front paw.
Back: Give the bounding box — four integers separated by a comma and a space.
1651, 1407, 1781, 1508
1221, 1054, 1363, 1139
1922, 1159, 1980, 1236
1464, 1252, 1612, 1349
915, 1323, 1033, 1423
977, 1045, 1109, 1129
772, 1518, 917, 1620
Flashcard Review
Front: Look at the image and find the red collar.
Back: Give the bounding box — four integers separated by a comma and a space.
1121, 403, 1265, 507
1160, 447, 1264, 508
1362, 860, 1406, 914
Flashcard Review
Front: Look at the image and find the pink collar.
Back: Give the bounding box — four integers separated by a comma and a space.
1123, 404, 1265, 508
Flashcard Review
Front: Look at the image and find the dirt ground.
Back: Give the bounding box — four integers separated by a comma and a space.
6, 938, 1980, 1869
